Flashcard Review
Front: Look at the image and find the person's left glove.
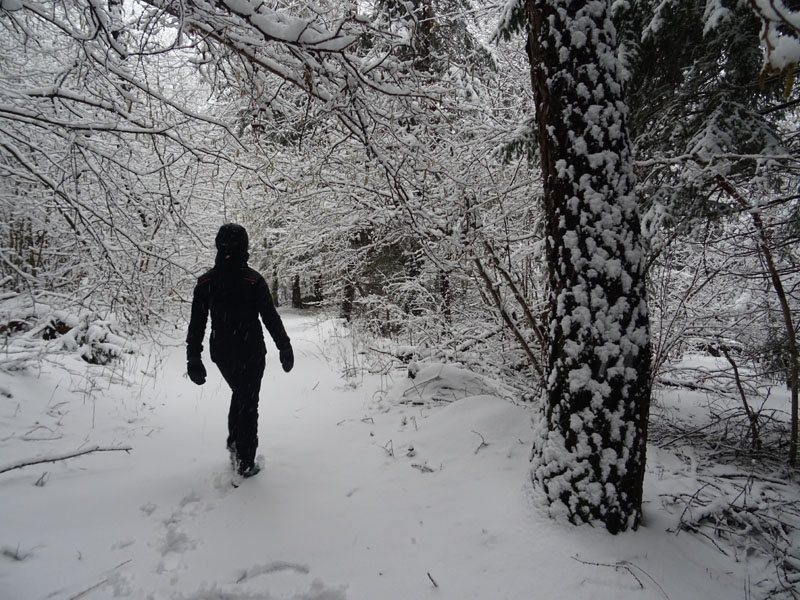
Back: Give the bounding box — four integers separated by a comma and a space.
279, 345, 294, 373
187, 356, 207, 385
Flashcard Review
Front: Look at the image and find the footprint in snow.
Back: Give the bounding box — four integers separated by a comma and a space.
156, 525, 196, 574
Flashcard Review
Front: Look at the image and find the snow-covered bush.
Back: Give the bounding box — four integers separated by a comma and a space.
0, 296, 132, 371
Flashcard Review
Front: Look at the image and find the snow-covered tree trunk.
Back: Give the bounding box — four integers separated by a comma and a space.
526, 0, 652, 533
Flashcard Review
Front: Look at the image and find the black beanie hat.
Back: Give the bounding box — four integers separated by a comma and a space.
215, 223, 249, 254
215, 223, 249, 266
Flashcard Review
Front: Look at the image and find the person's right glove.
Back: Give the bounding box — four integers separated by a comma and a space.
187, 356, 207, 385
279, 345, 294, 373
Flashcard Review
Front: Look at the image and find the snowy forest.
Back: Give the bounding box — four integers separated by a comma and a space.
1, 0, 799, 599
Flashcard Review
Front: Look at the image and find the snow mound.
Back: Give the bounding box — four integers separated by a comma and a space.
175, 578, 346, 600
385, 363, 512, 406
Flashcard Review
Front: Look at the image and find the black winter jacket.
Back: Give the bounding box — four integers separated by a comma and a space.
186, 257, 290, 363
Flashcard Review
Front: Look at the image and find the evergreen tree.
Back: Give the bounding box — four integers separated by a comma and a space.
617, 0, 799, 465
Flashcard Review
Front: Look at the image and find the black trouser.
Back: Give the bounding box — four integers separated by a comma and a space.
215, 354, 265, 469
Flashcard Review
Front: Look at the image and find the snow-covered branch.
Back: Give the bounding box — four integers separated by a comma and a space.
0, 445, 132, 475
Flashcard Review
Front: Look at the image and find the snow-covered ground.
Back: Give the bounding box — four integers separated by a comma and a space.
0, 312, 792, 599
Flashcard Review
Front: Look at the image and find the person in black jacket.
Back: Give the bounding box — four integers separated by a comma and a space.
186, 223, 293, 478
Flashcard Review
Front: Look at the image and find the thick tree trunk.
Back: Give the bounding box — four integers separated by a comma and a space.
292, 274, 302, 309
341, 281, 355, 321
526, 0, 652, 533
439, 269, 451, 323
271, 266, 280, 308
312, 276, 323, 303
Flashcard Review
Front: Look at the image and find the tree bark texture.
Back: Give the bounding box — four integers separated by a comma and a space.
526, 0, 652, 533
292, 273, 303, 309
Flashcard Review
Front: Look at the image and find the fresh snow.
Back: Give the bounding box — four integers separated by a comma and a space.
751, 0, 800, 71
0, 313, 783, 599
220, 0, 358, 52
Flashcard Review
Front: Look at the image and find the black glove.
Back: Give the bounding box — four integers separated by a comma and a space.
279, 346, 294, 373
187, 357, 206, 385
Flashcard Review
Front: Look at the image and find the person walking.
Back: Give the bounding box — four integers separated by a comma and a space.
186, 223, 294, 477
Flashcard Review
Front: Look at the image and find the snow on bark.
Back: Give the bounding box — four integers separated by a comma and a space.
526, 0, 652, 533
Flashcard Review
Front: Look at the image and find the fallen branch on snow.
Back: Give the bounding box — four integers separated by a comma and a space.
662, 469, 800, 596
0, 445, 132, 474
411, 462, 435, 473
63, 559, 132, 600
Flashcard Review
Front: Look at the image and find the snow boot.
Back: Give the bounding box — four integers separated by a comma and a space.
238, 462, 261, 478
227, 443, 239, 471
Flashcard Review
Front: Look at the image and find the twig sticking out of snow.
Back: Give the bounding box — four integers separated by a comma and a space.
571, 556, 670, 599
383, 439, 394, 457
0, 445, 132, 475
1, 544, 32, 561
427, 571, 438, 588
472, 430, 489, 454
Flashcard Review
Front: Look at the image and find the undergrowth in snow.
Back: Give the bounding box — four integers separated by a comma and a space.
0, 295, 134, 371
1, 313, 798, 599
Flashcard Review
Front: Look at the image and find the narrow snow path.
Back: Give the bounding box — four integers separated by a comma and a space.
1, 313, 756, 600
